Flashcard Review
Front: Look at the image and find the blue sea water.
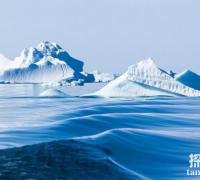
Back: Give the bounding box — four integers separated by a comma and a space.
0, 83, 200, 179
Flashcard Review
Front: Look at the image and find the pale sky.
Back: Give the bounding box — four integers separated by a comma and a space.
0, 0, 200, 73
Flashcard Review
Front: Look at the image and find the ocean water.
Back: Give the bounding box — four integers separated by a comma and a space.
0, 83, 200, 179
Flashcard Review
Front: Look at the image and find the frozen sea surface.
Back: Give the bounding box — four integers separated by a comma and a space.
0, 84, 199, 179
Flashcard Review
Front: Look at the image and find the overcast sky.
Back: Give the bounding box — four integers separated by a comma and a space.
0, 0, 200, 73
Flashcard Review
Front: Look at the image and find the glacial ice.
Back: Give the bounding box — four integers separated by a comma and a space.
91, 58, 200, 97
0, 41, 90, 83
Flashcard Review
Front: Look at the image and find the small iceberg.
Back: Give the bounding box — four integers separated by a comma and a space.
92, 70, 116, 82
39, 89, 71, 98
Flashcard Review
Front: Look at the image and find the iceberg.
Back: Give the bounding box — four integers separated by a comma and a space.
92, 70, 116, 82
91, 58, 200, 97
175, 69, 200, 90
42, 79, 85, 87
0, 41, 91, 83
39, 89, 70, 97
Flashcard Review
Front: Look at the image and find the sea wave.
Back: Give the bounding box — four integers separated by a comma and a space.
0, 93, 200, 179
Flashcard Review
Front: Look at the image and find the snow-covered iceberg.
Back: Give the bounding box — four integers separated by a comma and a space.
0, 41, 94, 83
90, 58, 200, 97
175, 69, 200, 90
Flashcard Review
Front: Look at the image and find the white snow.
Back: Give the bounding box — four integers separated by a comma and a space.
39, 89, 70, 97
90, 58, 200, 97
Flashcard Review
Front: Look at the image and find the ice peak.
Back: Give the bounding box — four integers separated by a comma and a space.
135, 58, 157, 68
37, 41, 61, 49
139, 57, 155, 64
36, 41, 63, 56
175, 69, 198, 79
127, 58, 158, 74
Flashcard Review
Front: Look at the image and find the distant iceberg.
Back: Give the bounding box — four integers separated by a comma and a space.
90, 58, 200, 97
92, 70, 116, 82
39, 89, 70, 97
0, 41, 94, 83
